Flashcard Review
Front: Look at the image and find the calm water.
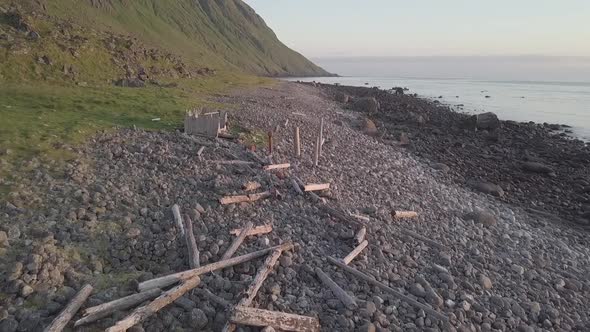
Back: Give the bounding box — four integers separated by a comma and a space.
289, 76, 590, 141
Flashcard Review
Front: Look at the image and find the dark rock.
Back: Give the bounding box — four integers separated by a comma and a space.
464, 211, 498, 227
189, 308, 208, 329
0, 318, 18, 332
522, 162, 553, 174
334, 91, 349, 103
361, 118, 378, 136
353, 97, 379, 113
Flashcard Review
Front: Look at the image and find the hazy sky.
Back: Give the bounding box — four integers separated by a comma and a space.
245, 0, 590, 57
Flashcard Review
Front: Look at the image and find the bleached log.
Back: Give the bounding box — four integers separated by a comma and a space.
230, 306, 320, 332
313, 136, 320, 166
172, 204, 185, 236
355, 227, 367, 244
328, 257, 448, 322
106, 277, 201, 332
74, 289, 162, 327
400, 229, 448, 251
222, 222, 254, 260
229, 224, 272, 236
197, 146, 205, 157
342, 240, 368, 265
44, 284, 93, 332
393, 211, 418, 220
315, 268, 357, 309
183, 214, 200, 268
350, 213, 370, 223
222, 245, 293, 332
291, 179, 304, 195
292, 112, 306, 116
319, 118, 324, 156
243, 181, 262, 192
193, 288, 231, 309
304, 183, 330, 192
219, 191, 271, 205
263, 163, 291, 171
209, 160, 256, 165
138, 243, 294, 292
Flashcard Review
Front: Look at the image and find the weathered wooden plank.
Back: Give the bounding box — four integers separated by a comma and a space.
44, 284, 93, 332
342, 240, 368, 265
229, 224, 272, 236
230, 306, 320, 332
222, 222, 254, 260
183, 214, 200, 268
315, 268, 357, 309
303, 183, 330, 192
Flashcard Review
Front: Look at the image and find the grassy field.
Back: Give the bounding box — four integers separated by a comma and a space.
0, 73, 272, 184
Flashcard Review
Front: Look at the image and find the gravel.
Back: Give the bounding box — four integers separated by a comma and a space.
0, 82, 588, 331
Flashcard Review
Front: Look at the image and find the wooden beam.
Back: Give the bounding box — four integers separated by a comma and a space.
138, 243, 294, 292
74, 289, 162, 327
315, 268, 357, 309
393, 211, 418, 220
44, 284, 93, 332
222, 222, 254, 260
172, 204, 185, 236
183, 214, 200, 268
303, 183, 330, 192
263, 163, 291, 171
106, 277, 200, 332
327, 257, 448, 322
294, 127, 301, 158
219, 191, 271, 205
342, 240, 368, 265
230, 306, 320, 332
229, 224, 272, 237
222, 245, 293, 332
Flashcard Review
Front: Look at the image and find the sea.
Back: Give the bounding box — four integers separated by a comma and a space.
287, 56, 590, 141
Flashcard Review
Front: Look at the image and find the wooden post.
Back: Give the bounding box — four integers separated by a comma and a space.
183, 214, 200, 268
342, 240, 368, 265
138, 243, 294, 292
222, 245, 293, 332
230, 306, 320, 332
172, 204, 185, 236
313, 136, 320, 167
44, 284, 93, 332
319, 118, 324, 156
229, 224, 272, 236
222, 222, 254, 260
315, 268, 357, 309
294, 127, 301, 158
268, 132, 273, 155
106, 277, 201, 332
75, 289, 162, 327
327, 257, 449, 322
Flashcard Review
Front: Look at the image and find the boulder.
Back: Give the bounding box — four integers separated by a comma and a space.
464, 211, 498, 227
353, 97, 379, 113
334, 91, 349, 103
464, 112, 500, 130
362, 118, 378, 136
468, 181, 504, 197
522, 162, 553, 174
114, 78, 145, 88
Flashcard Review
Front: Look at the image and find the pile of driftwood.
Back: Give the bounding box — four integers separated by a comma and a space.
43, 118, 449, 331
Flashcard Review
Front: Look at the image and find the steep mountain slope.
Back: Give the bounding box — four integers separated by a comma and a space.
1, 0, 330, 77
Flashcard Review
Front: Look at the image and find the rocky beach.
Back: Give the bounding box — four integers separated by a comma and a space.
1, 81, 590, 331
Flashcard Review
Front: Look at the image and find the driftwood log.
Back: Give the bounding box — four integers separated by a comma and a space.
138, 243, 293, 292
222, 222, 254, 260
291, 179, 304, 195
197, 146, 205, 157
313, 136, 320, 166
222, 244, 293, 332
44, 284, 93, 332
400, 229, 448, 251
171, 204, 185, 236
294, 127, 301, 158
193, 288, 231, 308
219, 191, 271, 205
328, 257, 448, 322
319, 205, 363, 226
229, 224, 272, 237
315, 267, 357, 309
183, 214, 200, 268
263, 163, 291, 171
74, 289, 162, 327
342, 240, 368, 265
209, 160, 256, 165
106, 277, 201, 332
392, 211, 419, 220
304, 183, 330, 192
319, 118, 324, 156
230, 306, 320, 332
350, 213, 370, 223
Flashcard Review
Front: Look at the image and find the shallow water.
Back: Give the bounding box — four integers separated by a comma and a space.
287, 76, 590, 141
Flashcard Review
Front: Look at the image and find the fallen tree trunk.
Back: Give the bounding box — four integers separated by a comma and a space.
222, 222, 254, 260
183, 214, 200, 268
219, 191, 271, 205
75, 289, 162, 327
328, 257, 448, 322
230, 306, 320, 332
229, 224, 272, 237
138, 243, 294, 292
222, 245, 293, 332
171, 204, 185, 236
106, 277, 200, 332
44, 284, 93, 332
315, 268, 357, 309
342, 240, 368, 265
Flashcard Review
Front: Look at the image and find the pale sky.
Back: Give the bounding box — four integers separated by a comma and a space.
245, 0, 590, 57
